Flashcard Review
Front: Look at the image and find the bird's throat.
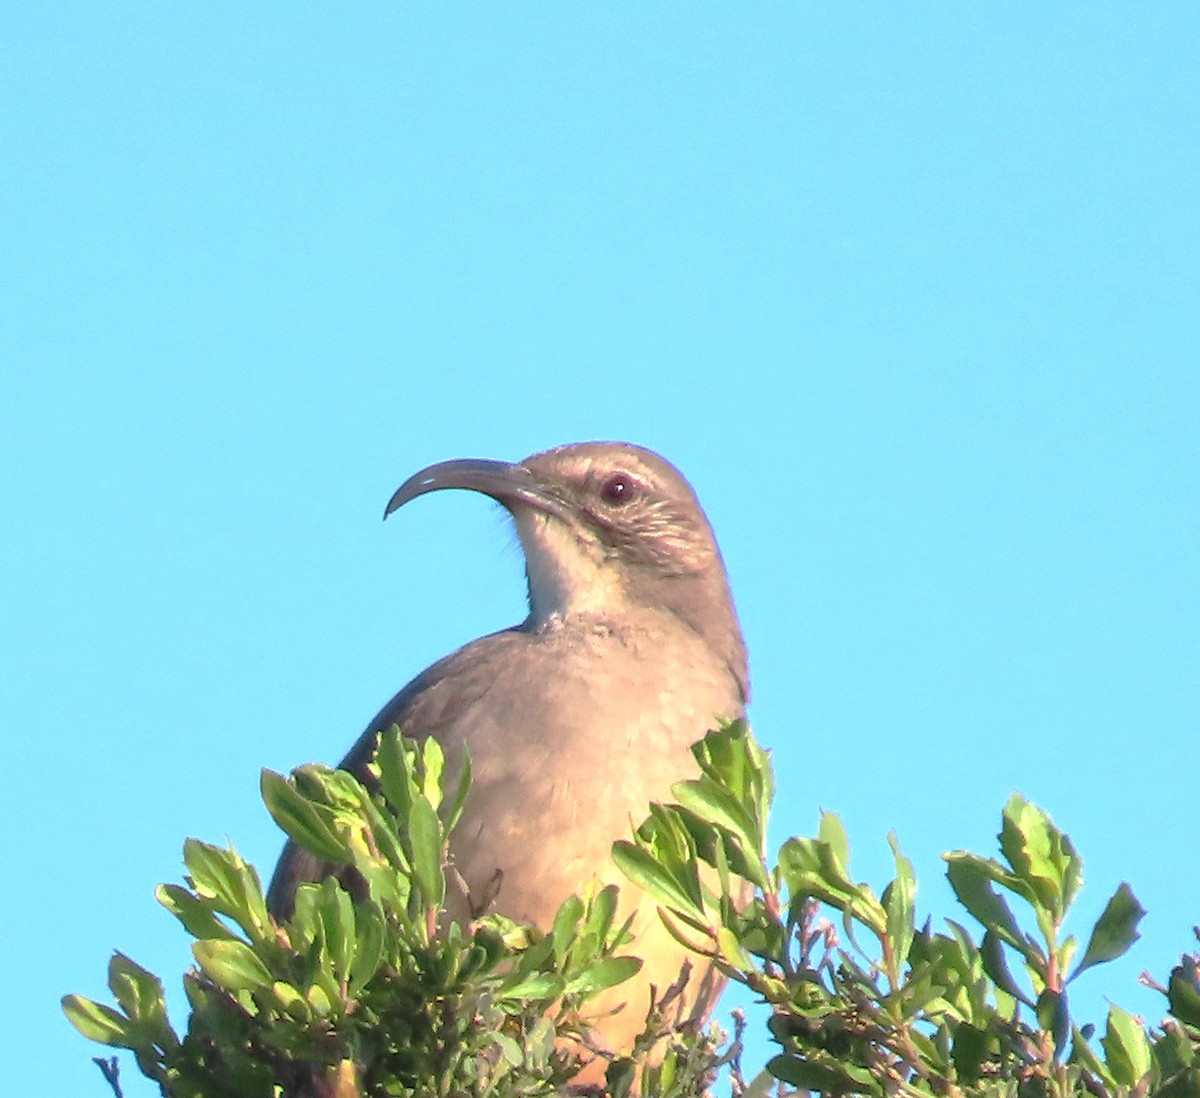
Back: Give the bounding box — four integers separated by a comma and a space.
515, 511, 625, 626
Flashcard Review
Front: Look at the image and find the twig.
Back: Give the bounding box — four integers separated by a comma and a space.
93, 1056, 124, 1098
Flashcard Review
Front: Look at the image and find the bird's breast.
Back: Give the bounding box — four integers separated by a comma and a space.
425, 612, 743, 926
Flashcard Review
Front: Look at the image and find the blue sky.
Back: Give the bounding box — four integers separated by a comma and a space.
3, 5, 1198, 1094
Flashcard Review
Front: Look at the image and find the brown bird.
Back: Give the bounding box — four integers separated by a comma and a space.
267, 441, 749, 1076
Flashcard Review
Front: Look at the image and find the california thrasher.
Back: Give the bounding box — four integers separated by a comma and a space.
267, 440, 749, 1072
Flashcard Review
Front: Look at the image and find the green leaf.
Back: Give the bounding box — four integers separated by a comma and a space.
181, 839, 240, 904
1153, 1024, 1197, 1079
306, 982, 333, 1018
655, 907, 716, 955
260, 769, 351, 865
344, 790, 408, 877
270, 980, 312, 1022
1157, 1068, 1200, 1098
715, 925, 752, 971
420, 735, 445, 806
884, 831, 916, 974
1072, 882, 1145, 980
445, 747, 472, 833
407, 793, 445, 910
348, 903, 386, 996
1036, 987, 1070, 1058
778, 835, 879, 926
1101, 1004, 1153, 1085
980, 928, 1033, 1006
1168, 957, 1200, 1029
639, 803, 704, 901
612, 840, 705, 918
950, 1022, 991, 1081
672, 778, 757, 850
290, 881, 324, 942
945, 855, 1030, 956
180, 839, 272, 945
583, 883, 619, 945
656, 1049, 678, 1094
316, 879, 356, 982
192, 939, 274, 994
998, 794, 1081, 920
374, 727, 413, 817
492, 1031, 524, 1067
607, 1056, 638, 1097
691, 722, 772, 832
551, 894, 584, 957
62, 995, 135, 1047
563, 956, 642, 997
817, 811, 850, 871
674, 803, 767, 890
107, 953, 177, 1050
157, 883, 240, 945
1069, 1024, 1115, 1089
767, 1054, 875, 1093
497, 971, 564, 1002
711, 823, 733, 904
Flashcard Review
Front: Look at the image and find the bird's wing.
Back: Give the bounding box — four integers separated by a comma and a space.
265, 626, 528, 916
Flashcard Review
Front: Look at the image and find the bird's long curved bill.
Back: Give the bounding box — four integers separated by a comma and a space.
384, 457, 573, 521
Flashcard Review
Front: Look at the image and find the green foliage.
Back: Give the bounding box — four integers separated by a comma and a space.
64, 728, 725, 1097
65, 722, 1200, 1097
618, 724, 1200, 1098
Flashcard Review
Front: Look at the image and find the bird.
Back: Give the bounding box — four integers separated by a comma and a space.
267, 440, 749, 1078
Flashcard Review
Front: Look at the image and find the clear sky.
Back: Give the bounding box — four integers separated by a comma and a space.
3, 6, 1197, 1095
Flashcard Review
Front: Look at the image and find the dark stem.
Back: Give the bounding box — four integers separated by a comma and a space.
93, 1056, 124, 1098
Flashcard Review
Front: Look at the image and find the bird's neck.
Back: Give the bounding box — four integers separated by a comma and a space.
515, 510, 750, 703
517, 513, 624, 624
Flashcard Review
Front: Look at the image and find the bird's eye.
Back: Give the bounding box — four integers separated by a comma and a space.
599, 472, 638, 505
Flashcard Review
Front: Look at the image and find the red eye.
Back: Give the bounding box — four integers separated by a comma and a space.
600, 473, 638, 505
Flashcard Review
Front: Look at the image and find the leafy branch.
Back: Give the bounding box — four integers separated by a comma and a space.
64, 723, 1200, 1097
64, 729, 725, 1097
617, 723, 1200, 1098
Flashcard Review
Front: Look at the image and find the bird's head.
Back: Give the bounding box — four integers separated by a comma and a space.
386, 441, 748, 700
